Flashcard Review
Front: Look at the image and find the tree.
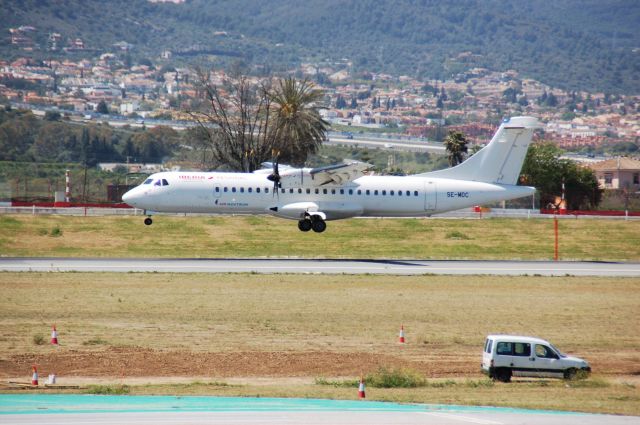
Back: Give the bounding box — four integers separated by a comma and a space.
96, 100, 109, 115
188, 70, 328, 171
520, 142, 602, 210
269, 77, 329, 165
443, 130, 468, 167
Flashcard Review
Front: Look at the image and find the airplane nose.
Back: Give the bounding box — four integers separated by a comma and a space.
122, 189, 137, 205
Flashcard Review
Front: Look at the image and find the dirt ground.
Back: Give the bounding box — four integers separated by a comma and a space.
1, 347, 637, 381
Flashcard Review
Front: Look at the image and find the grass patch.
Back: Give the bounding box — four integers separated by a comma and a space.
32, 334, 45, 345
445, 230, 471, 240
315, 377, 359, 388
0, 215, 639, 260
50, 226, 63, 237
366, 367, 426, 388
1, 272, 639, 415
82, 337, 109, 346
85, 384, 130, 395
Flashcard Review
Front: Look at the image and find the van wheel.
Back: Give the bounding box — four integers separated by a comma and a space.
494, 368, 512, 383
563, 368, 577, 380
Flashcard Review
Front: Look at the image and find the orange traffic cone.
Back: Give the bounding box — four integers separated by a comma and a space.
398, 324, 405, 343
51, 325, 58, 345
358, 377, 366, 399
31, 365, 38, 386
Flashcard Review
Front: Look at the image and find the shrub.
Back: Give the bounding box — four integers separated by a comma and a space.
33, 334, 45, 345
365, 367, 426, 388
445, 230, 470, 240
85, 384, 130, 395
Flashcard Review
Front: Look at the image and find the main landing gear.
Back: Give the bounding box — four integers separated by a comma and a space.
298, 216, 327, 233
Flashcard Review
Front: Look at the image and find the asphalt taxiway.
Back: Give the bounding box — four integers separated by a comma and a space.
1, 257, 639, 276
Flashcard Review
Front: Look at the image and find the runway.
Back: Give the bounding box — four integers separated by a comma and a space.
1, 395, 638, 425
1, 257, 639, 276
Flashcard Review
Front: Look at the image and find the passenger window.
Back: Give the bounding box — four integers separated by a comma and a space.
248, 188, 252, 193
374, 190, 378, 195
265, 188, 269, 193
298, 188, 302, 194
281, 188, 285, 194
514, 343, 531, 356
390, 190, 394, 196
224, 187, 228, 192
398, 190, 402, 196
484, 339, 493, 354
382, 190, 386, 196
366, 190, 370, 195
348, 189, 353, 195
240, 187, 244, 193
340, 189, 345, 195
257, 188, 261, 193
323, 189, 328, 194
414, 190, 418, 196
406, 190, 410, 196
331, 189, 336, 195
306, 188, 311, 194
232, 187, 236, 193
143, 178, 153, 184
357, 189, 362, 195
289, 188, 294, 194
162, 179, 169, 186
215, 187, 220, 193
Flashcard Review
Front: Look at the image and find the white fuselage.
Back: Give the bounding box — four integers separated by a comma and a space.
123, 171, 535, 220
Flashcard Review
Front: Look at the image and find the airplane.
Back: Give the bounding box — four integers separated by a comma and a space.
122, 116, 540, 233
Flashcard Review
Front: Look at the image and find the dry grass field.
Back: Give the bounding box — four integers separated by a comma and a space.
1, 272, 638, 414
0, 214, 639, 260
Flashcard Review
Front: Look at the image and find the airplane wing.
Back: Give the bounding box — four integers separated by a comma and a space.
309, 161, 372, 186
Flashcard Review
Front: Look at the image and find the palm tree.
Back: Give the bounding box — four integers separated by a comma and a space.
443, 130, 469, 167
269, 77, 329, 166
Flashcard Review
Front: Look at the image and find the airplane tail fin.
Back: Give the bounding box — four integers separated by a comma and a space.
419, 116, 541, 184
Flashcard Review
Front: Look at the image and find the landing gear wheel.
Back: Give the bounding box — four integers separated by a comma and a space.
298, 219, 312, 232
144, 217, 153, 226
311, 219, 327, 233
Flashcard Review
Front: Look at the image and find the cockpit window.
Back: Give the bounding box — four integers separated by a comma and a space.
154, 180, 161, 186
162, 179, 169, 186
143, 178, 153, 184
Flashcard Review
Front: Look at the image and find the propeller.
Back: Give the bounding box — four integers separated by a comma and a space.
266, 150, 281, 197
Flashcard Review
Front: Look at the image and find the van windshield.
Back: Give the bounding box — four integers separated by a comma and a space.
550, 344, 567, 358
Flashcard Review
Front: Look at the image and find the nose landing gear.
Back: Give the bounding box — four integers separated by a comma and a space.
144, 217, 153, 226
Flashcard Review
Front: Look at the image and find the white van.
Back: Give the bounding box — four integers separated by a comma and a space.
481, 335, 590, 382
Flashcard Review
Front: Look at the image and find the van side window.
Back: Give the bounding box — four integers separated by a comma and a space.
514, 342, 530, 356
484, 339, 493, 354
496, 342, 512, 355
496, 342, 531, 356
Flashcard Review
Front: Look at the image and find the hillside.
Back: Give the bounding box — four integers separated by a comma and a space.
1, 0, 639, 93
